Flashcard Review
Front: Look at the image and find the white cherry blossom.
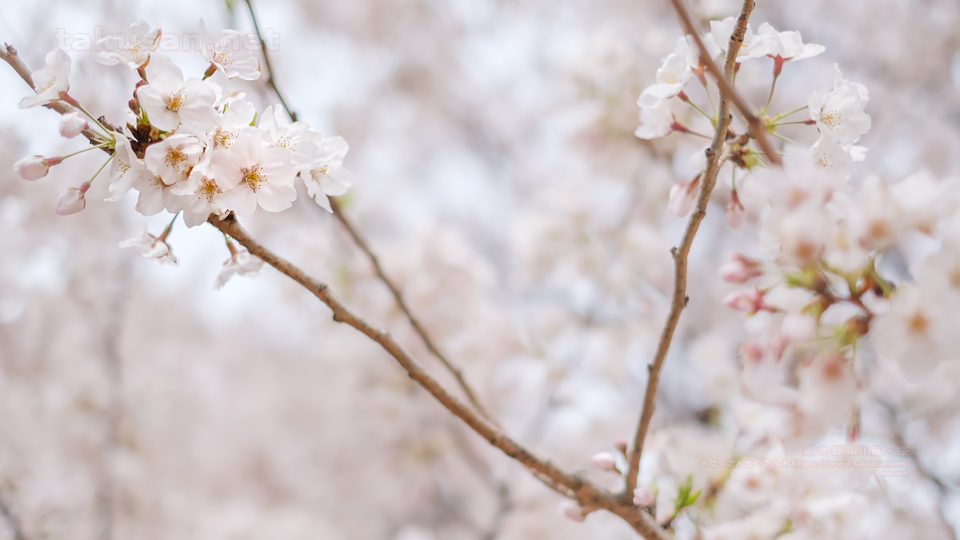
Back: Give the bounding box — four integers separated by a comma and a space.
808, 64, 871, 146
201, 22, 261, 81
95, 20, 161, 70
119, 230, 179, 266
637, 37, 696, 107
257, 104, 320, 165
216, 247, 264, 289
751, 22, 824, 66
212, 131, 298, 216
634, 99, 675, 140
170, 150, 231, 227
136, 56, 218, 131
300, 135, 351, 212
58, 112, 87, 138
19, 49, 71, 109
144, 134, 204, 185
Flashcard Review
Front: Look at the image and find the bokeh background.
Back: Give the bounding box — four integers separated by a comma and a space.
1, 0, 960, 538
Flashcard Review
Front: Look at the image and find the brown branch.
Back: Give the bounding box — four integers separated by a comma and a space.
0, 44, 114, 148
242, 0, 297, 122
669, 0, 782, 167
208, 213, 670, 539
239, 1, 495, 423
623, 0, 756, 499
329, 198, 495, 422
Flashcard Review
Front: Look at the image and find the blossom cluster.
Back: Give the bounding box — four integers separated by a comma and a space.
561, 14, 960, 536
12, 21, 352, 285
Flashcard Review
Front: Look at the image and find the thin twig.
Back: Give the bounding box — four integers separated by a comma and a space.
238, 2, 495, 422
207, 213, 670, 540
623, 0, 756, 499
242, 0, 297, 122
0, 490, 26, 540
669, 0, 782, 167
329, 199, 495, 422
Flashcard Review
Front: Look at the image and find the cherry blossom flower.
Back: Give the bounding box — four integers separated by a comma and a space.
207, 100, 256, 150
750, 22, 824, 73
808, 65, 871, 146
725, 189, 745, 228
58, 112, 87, 138
119, 230, 179, 266
590, 452, 618, 472
144, 134, 204, 185
709, 17, 759, 61
170, 150, 230, 227
95, 20, 161, 70
216, 246, 264, 289
54, 182, 90, 215
108, 133, 146, 201
213, 132, 298, 216
637, 37, 696, 107
633, 488, 654, 507
719, 253, 763, 283
558, 501, 588, 522
723, 287, 771, 314
872, 285, 951, 380
257, 104, 320, 164
809, 132, 853, 178
667, 175, 700, 217
128, 161, 179, 216
18, 49, 71, 109
13, 155, 52, 180
136, 56, 218, 131
201, 22, 261, 81
300, 135, 352, 212
634, 99, 675, 140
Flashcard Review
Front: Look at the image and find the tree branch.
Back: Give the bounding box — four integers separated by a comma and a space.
623, 0, 756, 499
208, 213, 669, 539
239, 1, 496, 423
669, 0, 781, 167
329, 198, 496, 422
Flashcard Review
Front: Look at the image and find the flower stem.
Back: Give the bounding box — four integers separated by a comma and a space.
761, 74, 779, 116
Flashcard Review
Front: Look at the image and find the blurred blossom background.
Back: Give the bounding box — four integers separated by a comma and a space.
1, 0, 960, 538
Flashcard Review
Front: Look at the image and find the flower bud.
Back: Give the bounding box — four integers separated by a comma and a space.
59, 112, 88, 138
723, 287, 769, 314
614, 437, 628, 455
591, 452, 618, 472
13, 155, 50, 180
55, 181, 90, 215
633, 487, 655, 507
719, 253, 763, 284
559, 501, 587, 522
668, 175, 700, 217
725, 189, 745, 229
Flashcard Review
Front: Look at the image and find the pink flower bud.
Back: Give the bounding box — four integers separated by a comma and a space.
719, 253, 763, 284
633, 487, 654, 507
668, 175, 700, 217
55, 181, 90, 215
59, 112, 88, 138
13, 155, 50, 180
614, 437, 628, 455
559, 501, 587, 522
591, 452, 618, 472
725, 189, 745, 229
723, 287, 769, 314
